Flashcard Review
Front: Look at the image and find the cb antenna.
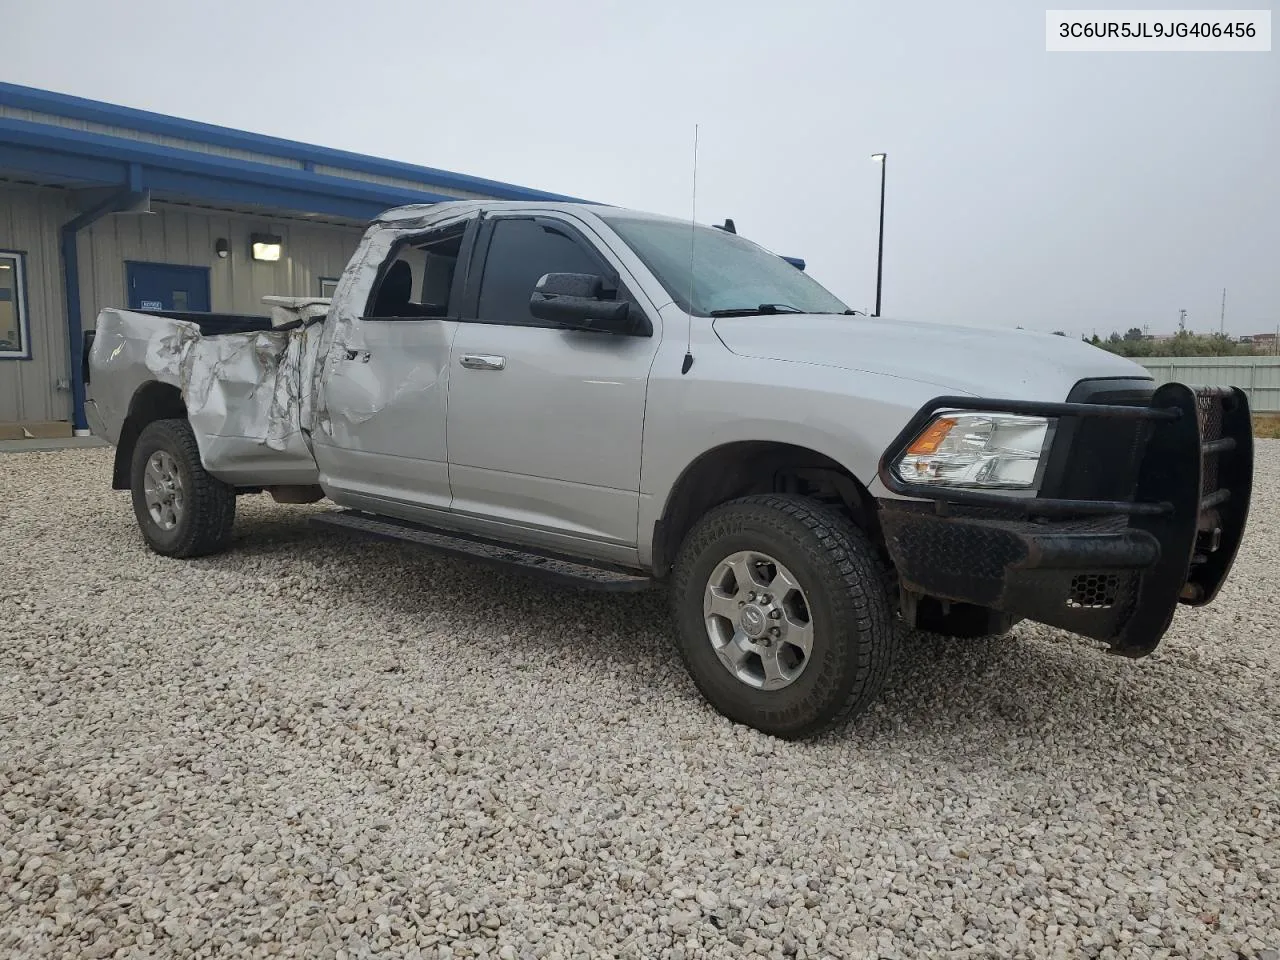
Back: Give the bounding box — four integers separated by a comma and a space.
682, 124, 699, 375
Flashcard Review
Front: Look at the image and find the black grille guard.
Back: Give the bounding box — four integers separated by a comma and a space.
876, 383, 1254, 654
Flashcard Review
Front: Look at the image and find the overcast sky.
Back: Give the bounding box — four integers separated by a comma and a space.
7, 0, 1278, 336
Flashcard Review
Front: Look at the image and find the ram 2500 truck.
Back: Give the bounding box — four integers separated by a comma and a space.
84, 200, 1253, 739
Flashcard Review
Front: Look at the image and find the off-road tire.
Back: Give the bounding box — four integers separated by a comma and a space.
130, 418, 236, 558
670, 494, 895, 739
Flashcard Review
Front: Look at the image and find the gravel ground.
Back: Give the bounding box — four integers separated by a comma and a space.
2, 445, 1278, 960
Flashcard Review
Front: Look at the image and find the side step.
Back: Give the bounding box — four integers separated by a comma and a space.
309, 510, 656, 593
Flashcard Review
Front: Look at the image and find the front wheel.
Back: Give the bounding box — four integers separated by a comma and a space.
670, 495, 896, 739
129, 418, 236, 558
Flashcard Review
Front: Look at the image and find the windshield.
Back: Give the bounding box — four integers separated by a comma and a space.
598, 214, 849, 317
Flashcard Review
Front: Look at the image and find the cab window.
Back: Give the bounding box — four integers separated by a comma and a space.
473, 219, 610, 327
365, 223, 466, 319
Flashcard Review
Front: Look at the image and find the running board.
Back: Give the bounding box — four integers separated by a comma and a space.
309, 510, 656, 592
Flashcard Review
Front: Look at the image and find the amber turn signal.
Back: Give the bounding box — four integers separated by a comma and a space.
905, 417, 957, 456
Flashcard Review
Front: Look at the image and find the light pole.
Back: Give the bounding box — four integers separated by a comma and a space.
871, 153, 887, 316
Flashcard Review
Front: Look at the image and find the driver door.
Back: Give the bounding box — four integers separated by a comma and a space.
445, 214, 661, 564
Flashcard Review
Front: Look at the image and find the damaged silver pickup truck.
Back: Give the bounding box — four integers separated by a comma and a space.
85, 200, 1254, 738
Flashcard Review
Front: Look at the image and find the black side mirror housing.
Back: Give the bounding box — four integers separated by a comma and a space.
529, 272, 634, 334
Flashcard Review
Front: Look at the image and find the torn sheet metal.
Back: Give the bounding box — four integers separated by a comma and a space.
182, 325, 319, 484
90, 308, 320, 485
262, 295, 331, 328
89, 308, 200, 446
308, 202, 484, 436
88, 201, 495, 484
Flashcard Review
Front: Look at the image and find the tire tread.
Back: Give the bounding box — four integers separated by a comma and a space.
130, 419, 235, 558
670, 494, 894, 738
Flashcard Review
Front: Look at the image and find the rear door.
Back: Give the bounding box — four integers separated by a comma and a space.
126, 262, 211, 312
310, 218, 474, 517
445, 213, 661, 564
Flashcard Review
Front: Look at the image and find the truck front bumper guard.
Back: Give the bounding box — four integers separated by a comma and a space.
876, 383, 1253, 656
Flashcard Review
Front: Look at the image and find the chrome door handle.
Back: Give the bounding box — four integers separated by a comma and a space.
460, 354, 506, 371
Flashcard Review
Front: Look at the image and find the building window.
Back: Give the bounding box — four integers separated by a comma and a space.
0, 251, 30, 360
319, 277, 339, 298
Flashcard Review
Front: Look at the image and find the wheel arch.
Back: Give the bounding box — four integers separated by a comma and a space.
649, 440, 883, 577
112, 381, 187, 489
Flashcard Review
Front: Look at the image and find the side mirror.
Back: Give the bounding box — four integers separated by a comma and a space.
529, 272, 633, 333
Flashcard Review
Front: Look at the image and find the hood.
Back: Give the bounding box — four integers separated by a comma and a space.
712, 313, 1148, 400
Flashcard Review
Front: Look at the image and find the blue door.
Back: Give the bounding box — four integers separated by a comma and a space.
126, 262, 211, 313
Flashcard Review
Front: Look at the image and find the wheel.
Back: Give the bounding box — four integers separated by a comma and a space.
129, 418, 236, 558
670, 494, 895, 739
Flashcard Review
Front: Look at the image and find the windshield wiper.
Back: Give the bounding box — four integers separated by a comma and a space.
708, 303, 806, 317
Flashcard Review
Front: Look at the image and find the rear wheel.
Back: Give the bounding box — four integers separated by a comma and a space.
129, 418, 236, 558
670, 494, 896, 739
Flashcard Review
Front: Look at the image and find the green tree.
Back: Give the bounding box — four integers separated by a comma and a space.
1095, 330, 1251, 358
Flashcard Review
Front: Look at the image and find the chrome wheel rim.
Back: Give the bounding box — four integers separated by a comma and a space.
704, 550, 815, 690
143, 450, 184, 531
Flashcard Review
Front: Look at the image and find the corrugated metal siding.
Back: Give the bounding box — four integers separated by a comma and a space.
312, 163, 489, 202
1135, 356, 1280, 413
0, 183, 72, 423
0, 106, 304, 170
0, 184, 364, 424
78, 203, 362, 324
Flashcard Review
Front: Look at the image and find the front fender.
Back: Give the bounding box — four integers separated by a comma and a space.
636, 343, 951, 567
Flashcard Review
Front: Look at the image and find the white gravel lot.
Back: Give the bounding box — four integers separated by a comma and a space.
1, 445, 1278, 960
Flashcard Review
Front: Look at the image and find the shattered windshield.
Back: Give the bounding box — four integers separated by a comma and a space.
599, 214, 849, 318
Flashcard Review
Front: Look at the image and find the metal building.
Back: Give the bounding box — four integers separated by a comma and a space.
0, 82, 582, 437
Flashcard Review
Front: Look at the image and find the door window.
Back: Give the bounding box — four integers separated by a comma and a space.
364, 224, 466, 320
475, 219, 610, 327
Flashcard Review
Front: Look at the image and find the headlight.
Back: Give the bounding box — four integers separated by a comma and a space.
892, 413, 1052, 490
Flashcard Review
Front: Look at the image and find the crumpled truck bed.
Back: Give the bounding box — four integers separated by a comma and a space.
88, 308, 322, 485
